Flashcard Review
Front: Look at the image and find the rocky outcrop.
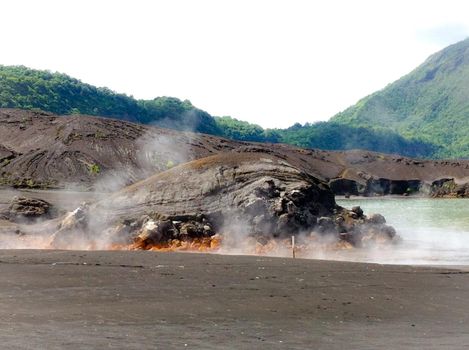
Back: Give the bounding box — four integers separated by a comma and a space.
329, 177, 423, 196
328, 178, 361, 196
429, 178, 469, 198
3, 109, 469, 197
0, 109, 244, 190
0, 196, 56, 223
49, 152, 398, 250
330, 178, 417, 196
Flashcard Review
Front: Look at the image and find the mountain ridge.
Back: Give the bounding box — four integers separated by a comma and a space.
332, 37, 469, 158
7, 37, 469, 159
0, 65, 436, 158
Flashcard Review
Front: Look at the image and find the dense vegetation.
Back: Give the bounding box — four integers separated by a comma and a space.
1, 54, 465, 159
211, 118, 435, 157
214, 116, 280, 143
0, 66, 221, 135
276, 122, 437, 158
332, 38, 469, 158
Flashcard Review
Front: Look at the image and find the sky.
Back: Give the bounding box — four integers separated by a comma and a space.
1, 0, 469, 128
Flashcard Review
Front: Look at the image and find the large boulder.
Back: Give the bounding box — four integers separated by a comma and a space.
1, 196, 56, 223
430, 178, 469, 198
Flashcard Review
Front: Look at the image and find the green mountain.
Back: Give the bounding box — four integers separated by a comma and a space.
0, 65, 440, 158
332, 38, 469, 158
0, 65, 221, 135
276, 122, 436, 157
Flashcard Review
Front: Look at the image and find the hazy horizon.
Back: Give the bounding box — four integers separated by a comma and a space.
2, 0, 469, 128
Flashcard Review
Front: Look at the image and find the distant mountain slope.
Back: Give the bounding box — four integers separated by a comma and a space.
0, 65, 441, 158
276, 122, 437, 158
332, 38, 469, 158
0, 65, 221, 135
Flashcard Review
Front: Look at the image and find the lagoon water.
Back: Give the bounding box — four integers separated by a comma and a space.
337, 197, 469, 266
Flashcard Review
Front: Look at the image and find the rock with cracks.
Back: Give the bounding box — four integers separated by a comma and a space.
50, 152, 399, 250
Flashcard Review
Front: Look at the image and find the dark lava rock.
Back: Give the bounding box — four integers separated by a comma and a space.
430, 178, 469, 198
50, 152, 399, 249
2, 196, 55, 222
351, 206, 364, 217
317, 217, 336, 233
97, 152, 337, 238
3, 109, 469, 197
367, 213, 386, 225
134, 219, 178, 247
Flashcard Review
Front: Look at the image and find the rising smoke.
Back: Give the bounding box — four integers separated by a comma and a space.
3, 118, 460, 266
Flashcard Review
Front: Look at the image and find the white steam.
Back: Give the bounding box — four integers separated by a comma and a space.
337, 197, 469, 265
93, 131, 195, 192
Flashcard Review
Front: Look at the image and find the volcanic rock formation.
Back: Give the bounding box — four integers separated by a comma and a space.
48, 152, 398, 251
0, 196, 56, 223
0, 109, 242, 190
2, 109, 469, 197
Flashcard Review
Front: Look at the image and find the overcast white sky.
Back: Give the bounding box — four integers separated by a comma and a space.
1, 0, 469, 128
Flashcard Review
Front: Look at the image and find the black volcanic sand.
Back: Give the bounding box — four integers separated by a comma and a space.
0, 250, 468, 349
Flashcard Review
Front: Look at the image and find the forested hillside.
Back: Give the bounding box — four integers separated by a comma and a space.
332, 38, 469, 158
0, 64, 444, 158
0, 66, 221, 135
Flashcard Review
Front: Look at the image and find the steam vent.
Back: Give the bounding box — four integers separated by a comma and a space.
47, 150, 398, 254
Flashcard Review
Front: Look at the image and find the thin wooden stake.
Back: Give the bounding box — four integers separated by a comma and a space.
292, 235, 296, 259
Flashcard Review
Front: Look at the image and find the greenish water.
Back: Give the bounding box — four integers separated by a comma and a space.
337, 197, 469, 265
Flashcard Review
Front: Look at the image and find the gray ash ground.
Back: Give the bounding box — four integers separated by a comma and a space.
0, 250, 468, 350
